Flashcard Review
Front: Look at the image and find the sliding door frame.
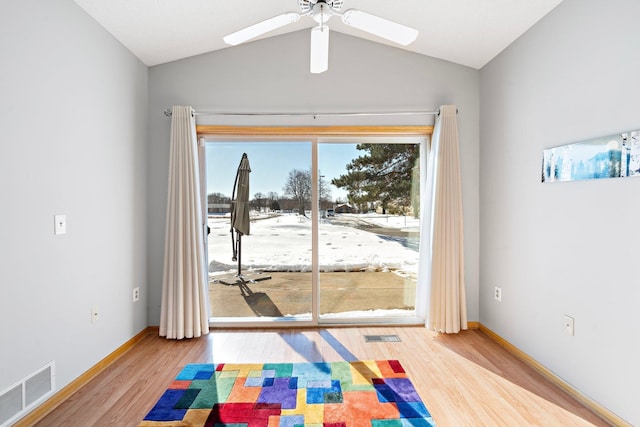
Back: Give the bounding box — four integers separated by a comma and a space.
198, 125, 432, 328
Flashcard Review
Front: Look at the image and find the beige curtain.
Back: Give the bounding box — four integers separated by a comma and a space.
428, 105, 467, 333
159, 106, 209, 339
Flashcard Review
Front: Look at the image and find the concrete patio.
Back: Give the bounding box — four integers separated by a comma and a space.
209, 271, 416, 318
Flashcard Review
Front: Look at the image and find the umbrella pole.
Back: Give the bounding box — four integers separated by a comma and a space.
231, 227, 237, 261
237, 233, 242, 277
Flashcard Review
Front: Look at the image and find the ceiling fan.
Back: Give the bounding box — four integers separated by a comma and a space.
223, 0, 419, 74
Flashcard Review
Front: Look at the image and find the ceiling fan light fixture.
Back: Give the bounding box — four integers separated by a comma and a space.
223, 12, 301, 45
310, 25, 329, 74
312, 1, 333, 25
341, 9, 418, 46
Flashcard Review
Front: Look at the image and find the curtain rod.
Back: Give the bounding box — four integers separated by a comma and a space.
162, 109, 440, 118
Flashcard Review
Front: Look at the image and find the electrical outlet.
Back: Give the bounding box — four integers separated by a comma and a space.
564, 315, 575, 336
91, 306, 100, 323
494, 286, 502, 302
133, 287, 140, 302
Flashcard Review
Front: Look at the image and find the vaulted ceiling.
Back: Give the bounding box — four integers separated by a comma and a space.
74, 0, 564, 69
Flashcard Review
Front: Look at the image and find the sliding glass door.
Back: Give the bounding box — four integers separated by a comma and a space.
318, 140, 421, 322
203, 136, 424, 325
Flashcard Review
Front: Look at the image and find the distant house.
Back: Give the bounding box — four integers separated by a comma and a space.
334, 203, 355, 214
208, 203, 231, 214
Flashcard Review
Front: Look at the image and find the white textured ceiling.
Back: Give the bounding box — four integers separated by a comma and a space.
73, 0, 564, 69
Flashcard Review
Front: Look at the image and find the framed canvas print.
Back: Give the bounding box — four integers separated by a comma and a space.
542, 129, 640, 182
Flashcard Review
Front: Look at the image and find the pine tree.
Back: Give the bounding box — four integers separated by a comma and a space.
331, 144, 419, 215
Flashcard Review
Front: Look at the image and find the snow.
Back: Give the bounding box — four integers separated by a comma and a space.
207, 213, 420, 280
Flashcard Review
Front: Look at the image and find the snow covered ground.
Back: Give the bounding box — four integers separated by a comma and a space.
207, 213, 420, 281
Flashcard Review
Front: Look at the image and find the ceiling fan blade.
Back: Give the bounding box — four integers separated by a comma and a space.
341, 9, 418, 46
310, 25, 329, 74
223, 12, 301, 45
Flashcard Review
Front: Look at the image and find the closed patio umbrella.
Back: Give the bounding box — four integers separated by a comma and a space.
230, 153, 251, 276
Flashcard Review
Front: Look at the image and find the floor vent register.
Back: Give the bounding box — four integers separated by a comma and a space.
364, 335, 402, 343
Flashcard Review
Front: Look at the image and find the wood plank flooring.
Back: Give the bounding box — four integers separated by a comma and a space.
32, 327, 610, 426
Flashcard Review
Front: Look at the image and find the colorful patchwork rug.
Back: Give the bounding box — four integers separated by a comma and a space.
139, 360, 435, 427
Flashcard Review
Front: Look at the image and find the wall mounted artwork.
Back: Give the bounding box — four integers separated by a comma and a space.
542, 129, 640, 182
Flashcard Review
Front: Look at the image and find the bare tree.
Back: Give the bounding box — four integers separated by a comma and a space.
207, 192, 230, 204
283, 169, 311, 215
252, 192, 267, 213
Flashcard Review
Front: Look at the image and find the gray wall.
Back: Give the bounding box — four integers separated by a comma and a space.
0, 0, 148, 397
3, 0, 633, 423
480, 0, 640, 423
147, 30, 480, 326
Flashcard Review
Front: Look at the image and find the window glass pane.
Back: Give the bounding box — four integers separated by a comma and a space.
206, 141, 313, 320
318, 141, 421, 320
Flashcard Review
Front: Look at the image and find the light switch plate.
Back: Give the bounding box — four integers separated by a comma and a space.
54, 214, 67, 235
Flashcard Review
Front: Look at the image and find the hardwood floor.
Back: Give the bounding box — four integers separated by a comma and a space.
32, 327, 610, 426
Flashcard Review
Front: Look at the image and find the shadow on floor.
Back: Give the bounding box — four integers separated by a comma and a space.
238, 281, 283, 317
